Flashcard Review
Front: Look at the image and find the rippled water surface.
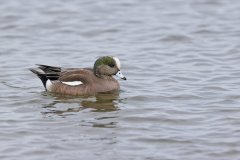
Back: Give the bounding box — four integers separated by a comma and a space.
1, 0, 240, 159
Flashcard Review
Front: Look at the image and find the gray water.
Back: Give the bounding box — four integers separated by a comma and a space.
0, 0, 240, 159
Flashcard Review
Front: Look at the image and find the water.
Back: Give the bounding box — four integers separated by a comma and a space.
1, 0, 240, 159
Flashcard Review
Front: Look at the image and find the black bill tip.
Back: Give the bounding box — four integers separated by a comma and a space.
122, 77, 127, 80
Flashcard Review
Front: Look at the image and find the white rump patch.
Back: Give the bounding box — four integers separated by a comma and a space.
62, 81, 83, 86
46, 79, 53, 91
113, 57, 121, 69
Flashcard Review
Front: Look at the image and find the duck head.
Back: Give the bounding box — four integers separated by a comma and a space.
94, 56, 127, 80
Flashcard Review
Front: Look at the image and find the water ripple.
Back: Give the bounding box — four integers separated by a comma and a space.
1, 0, 240, 159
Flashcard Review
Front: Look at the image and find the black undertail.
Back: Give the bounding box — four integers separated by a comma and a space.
30, 64, 62, 88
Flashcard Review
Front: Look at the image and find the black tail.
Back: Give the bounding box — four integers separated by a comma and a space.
36, 64, 61, 73
30, 64, 61, 89
30, 69, 48, 88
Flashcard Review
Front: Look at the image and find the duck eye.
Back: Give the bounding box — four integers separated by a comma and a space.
109, 63, 115, 68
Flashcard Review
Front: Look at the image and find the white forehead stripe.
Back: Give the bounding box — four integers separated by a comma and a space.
113, 57, 121, 69
62, 81, 83, 86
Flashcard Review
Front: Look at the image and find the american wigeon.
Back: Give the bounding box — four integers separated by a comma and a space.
30, 56, 126, 96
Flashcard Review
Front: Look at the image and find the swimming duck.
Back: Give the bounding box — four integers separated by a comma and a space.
30, 56, 126, 96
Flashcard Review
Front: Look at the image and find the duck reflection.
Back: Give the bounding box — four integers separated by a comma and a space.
81, 92, 120, 112
41, 91, 120, 115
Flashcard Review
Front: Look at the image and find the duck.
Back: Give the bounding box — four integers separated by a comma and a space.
30, 56, 126, 96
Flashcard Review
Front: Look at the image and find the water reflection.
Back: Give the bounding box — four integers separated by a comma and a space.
41, 92, 120, 116
81, 93, 120, 112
